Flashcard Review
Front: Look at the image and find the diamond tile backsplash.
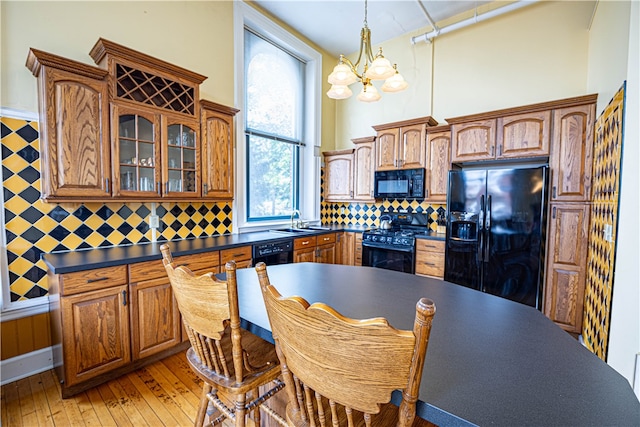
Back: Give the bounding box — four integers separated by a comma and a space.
1, 115, 232, 302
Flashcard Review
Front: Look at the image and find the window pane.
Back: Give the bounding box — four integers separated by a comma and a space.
247, 134, 297, 219
245, 30, 302, 140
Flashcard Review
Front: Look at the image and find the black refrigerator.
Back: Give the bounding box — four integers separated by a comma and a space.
444, 166, 548, 309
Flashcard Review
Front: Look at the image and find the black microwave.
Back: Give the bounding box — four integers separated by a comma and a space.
373, 168, 425, 199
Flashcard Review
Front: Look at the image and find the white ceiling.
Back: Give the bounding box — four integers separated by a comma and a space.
253, 0, 495, 57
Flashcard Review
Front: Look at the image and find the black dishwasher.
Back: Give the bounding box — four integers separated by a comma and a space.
253, 239, 293, 265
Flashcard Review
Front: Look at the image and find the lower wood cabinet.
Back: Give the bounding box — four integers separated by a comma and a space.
544, 203, 590, 334
49, 251, 219, 397
415, 239, 445, 279
293, 233, 337, 264
221, 245, 252, 269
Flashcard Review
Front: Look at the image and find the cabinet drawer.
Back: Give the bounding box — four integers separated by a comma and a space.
221, 246, 252, 264
294, 236, 317, 250
59, 265, 128, 296
415, 251, 445, 278
416, 239, 445, 252
130, 251, 220, 282
316, 233, 336, 246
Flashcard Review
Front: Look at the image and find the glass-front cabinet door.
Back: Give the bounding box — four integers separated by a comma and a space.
113, 105, 161, 197
164, 117, 199, 198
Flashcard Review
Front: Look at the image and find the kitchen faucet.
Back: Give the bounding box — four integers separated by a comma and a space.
290, 209, 302, 228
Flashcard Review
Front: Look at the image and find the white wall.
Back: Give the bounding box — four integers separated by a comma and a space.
333, 1, 595, 149
590, 0, 640, 391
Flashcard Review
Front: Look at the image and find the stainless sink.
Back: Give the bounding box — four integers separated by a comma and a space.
307, 226, 331, 231
269, 228, 314, 234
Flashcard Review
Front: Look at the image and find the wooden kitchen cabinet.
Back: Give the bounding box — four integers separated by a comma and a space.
352, 136, 376, 201
221, 245, 252, 269
498, 110, 550, 159
48, 265, 130, 397
373, 116, 438, 171
339, 232, 356, 265
450, 119, 496, 163
355, 233, 363, 266
200, 100, 239, 200
544, 203, 590, 334
26, 49, 111, 201
550, 104, 595, 202
415, 239, 445, 279
450, 111, 550, 163
323, 149, 354, 201
425, 127, 451, 202
293, 234, 337, 264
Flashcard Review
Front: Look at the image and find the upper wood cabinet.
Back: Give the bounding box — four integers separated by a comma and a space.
27, 38, 238, 202
450, 119, 496, 162
550, 104, 595, 202
200, 100, 239, 200
450, 111, 550, 163
373, 116, 437, 171
425, 126, 451, 202
352, 136, 376, 201
26, 49, 111, 201
323, 149, 354, 201
498, 110, 550, 159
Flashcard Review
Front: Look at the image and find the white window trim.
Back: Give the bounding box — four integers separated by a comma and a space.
233, 1, 322, 233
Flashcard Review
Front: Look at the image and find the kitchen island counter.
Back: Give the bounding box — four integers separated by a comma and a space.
233, 263, 640, 427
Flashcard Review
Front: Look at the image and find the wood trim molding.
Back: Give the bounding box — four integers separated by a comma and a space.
322, 148, 354, 156
200, 99, 240, 116
26, 48, 109, 80
445, 94, 598, 124
426, 124, 451, 133
351, 136, 376, 144
89, 38, 208, 84
372, 116, 439, 131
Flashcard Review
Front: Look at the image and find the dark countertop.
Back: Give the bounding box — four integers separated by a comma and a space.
233, 263, 640, 426
42, 224, 368, 274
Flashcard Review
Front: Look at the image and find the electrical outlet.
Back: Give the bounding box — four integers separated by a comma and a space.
340, 207, 345, 214
149, 215, 159, 229
603, 224, 613, 242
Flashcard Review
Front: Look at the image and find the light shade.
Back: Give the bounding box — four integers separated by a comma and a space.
356, 82, 381, 102
327, 84, 353, 100
381, 71, 409, 93
328, 63, 358, 86
367, 55, 395, 80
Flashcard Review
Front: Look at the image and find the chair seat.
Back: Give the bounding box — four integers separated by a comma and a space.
186, 327, 281, 393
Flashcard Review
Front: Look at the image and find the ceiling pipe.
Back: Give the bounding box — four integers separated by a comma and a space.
415, 0, 440, 35
411, 0, 539, 45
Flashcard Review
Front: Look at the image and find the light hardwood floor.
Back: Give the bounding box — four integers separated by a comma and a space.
1, 350, 208, 427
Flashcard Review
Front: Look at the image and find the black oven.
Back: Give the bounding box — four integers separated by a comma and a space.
362, 240, 415, 274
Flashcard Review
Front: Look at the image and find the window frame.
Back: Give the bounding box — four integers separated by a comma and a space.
233, 1, 322, 233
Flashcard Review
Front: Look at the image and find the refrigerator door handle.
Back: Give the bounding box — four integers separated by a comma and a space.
479, 195, 485, 231
484, 195, 492, 262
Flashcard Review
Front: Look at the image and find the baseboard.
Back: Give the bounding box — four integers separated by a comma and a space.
1, 346, 53, 386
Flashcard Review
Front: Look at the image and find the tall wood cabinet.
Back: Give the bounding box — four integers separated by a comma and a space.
26, 49, 111, 200
352, 136, 376, 201
373, 117, 438, 171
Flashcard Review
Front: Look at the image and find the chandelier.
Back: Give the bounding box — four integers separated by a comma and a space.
326, 0, 408, 102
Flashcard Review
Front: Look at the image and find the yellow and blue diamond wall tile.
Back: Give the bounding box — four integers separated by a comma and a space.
1, 115, 232, 302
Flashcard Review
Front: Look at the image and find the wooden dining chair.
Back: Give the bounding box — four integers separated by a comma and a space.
254, 262, 437, 427
161, 245, 286, 427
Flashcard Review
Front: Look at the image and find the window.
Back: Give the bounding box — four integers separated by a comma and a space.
244, 30, 303, 220
234, 2, 322, 232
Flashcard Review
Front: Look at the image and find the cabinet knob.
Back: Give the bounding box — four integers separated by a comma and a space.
552, 186, 557, 198
203, 183, 208, 195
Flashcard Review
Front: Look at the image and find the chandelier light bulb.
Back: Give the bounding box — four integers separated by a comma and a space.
381, 66, 409, 93
327, 84, 353, 100
368, 51, 395, 80
357, 82, 381, 102
328, 62, 357, 86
